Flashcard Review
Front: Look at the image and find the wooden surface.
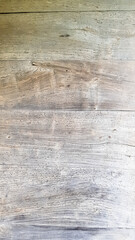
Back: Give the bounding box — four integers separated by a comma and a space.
0, 1, 135, 239
1, 227, 135, 240
0, 111, 135, 239
0, 0, 135, 12
0, 12, 135, 61
1, 228, 135, 240
0, 60, 135, 110
0, 111, 135, 233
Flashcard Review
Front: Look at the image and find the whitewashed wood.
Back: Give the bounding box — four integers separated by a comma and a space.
0, 60, 135, 110
0, 0, 135, 12
0, 110, 135, 233
9, 228, 135, 240
0, 12, 135, 60
0, 226, 135, 240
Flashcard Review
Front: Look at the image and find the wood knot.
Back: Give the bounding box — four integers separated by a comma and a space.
59, 34, 70, 38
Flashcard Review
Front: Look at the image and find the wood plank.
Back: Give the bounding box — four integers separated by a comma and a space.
1, 226, 135, 240
0, 0, 135, 12
0, 110, 135, 231
0, 60, 135, 110
0, 12, 135, 61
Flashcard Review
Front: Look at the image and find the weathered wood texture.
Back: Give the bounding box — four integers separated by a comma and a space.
0, 60, 135, 110
0, 0, 135, 12
1, 226, 135, 240
1, 1, 135, 239
0, 12, 135, 60
0, 110, 135, 237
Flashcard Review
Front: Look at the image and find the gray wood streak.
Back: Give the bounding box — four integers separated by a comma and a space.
0, 0, 135, 12
0, 110, 135, 238
0, 12, 135, 60
0, 60, 135, 110
1, 226, 135, 240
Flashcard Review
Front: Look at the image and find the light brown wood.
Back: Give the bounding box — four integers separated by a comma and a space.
1, 1, 135, 239
0, 12, 135, 60
0, 110, 135, 236
0, 60, 135, 110
0, 0, 135, 12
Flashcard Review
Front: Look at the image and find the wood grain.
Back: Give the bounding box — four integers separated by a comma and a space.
0, 60, 135, 111
1, 226, 135, 240
0, 110, 135, 235
0, 0, 135, 12
0, 12, 135, 61
1, 1, 135, 239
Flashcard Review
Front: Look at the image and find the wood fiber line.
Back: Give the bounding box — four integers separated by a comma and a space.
0, 0, 135, 12
0, 60, 135, 110
0, 12, 135, 60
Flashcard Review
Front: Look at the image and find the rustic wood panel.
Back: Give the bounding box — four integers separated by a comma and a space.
0, 110, 135, 234
1, 110, 135, 147
1, 1, 135, 239
0, 60, 135, 110
0, 12, 135, 60
0, 0, 135, 12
